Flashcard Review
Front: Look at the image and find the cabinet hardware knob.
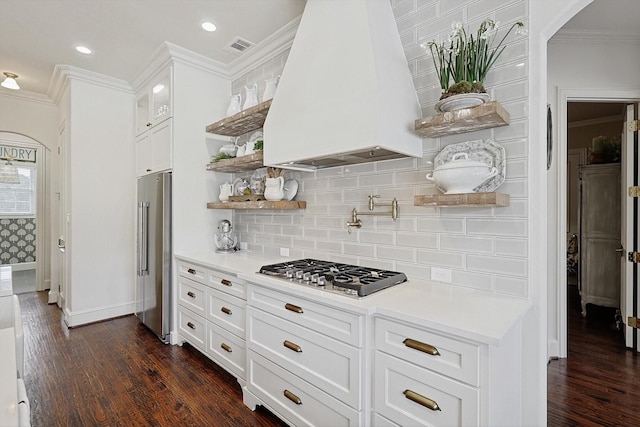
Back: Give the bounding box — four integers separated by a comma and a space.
283, 389, 302, 405
285, 303, 303, 314
187, 268, 196, 275
404, 389, 440, 411
187, 322, 196, 330
146, 122, 151, 127
187, 291, 195, 298
283, 340, 302, 353
221, 343, 232, 353
146, 169, 152, 172
403, 338, 441, 356
221, 279, 232, 286
221, 307, 232, 315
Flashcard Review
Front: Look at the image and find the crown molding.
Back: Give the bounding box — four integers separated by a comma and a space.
227, 15, 300, 80
551, 29, 640, 44
568, 114, 624, 129
130, 41, 230, 91
48, 65, 132, 103
0, 89, 55, 106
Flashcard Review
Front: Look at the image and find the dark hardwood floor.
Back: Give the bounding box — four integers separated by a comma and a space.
547, 282, 640, 426
18, 291, 287, 427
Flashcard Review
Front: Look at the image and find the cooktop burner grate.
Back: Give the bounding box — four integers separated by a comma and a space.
258, 258, 407, 297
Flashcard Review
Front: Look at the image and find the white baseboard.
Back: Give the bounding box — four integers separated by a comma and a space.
47, 289, 58, 304
63, 301, 135, 327
548, 339, 560, 360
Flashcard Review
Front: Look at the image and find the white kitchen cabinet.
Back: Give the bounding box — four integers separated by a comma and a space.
135, 118, 172, 177
135, 68, 172, 136
244, 282, 366, 425
373, 315, 521, 427
175, 258, 248, 382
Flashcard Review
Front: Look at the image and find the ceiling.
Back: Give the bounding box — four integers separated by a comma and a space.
0, 0, 306, 95
0, 0, 638, 98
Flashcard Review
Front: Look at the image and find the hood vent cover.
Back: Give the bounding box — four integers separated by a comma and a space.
263, 0, 422, 170
223, 37, 255, 55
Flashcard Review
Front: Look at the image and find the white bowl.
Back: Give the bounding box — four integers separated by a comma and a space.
426, 153, 497, 194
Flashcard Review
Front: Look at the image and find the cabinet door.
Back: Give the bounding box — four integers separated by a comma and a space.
150, 119, 172, 173
151, 70, 172, 127
135, 91, 151, 135
135, 132, 151, 177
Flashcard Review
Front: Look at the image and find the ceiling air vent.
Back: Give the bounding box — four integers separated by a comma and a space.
223, 37, 255, 55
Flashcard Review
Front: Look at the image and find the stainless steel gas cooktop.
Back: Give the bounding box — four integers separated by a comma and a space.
258, 259, 407, 297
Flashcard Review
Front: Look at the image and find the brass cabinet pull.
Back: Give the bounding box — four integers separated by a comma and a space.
283, 340, 302, 353
403, 338, 441, 356
187, 291, 195, 298
187, 268, 196, 275
220, 343, 232, 353
283, 389, 302, 405
285, 303, 303, 314
221, 307, 232, 315
220, 279, 232, 286
187, 322, 196, 330
404, 389, 441, 411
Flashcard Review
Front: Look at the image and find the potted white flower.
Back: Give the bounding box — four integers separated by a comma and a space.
421, 18, 527, 112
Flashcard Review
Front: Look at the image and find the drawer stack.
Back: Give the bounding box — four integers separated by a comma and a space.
176, 259, 247, 382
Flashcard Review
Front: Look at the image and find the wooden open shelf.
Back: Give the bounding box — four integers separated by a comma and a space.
207, 200, 306, 210
415, 101, 510, 138
414, 192, 509, 207
206, 151, 264, 172
205, 99, 272, 136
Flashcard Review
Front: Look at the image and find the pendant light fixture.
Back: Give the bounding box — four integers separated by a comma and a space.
1, 72, 20, 90
0, 156, 20, 184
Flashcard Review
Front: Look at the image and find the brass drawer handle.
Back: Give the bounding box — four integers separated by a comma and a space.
187, 322, 196, 330
221, 279, 232, 286
404, 389, 441, 411
221, 307, 232, 315
221, 343, 232, 353
187, 268, 196, 275
284, 389, 302, 405
187, 291, 196, 298
283, 340, 302, 353
403, 338, 441, 356
285, 303, 303, 314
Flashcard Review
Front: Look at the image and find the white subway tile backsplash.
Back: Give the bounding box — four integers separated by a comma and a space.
229, 0, 530, 299
467, 254, 527, 277
467, 218, 527, 237
417, 249, 465, 268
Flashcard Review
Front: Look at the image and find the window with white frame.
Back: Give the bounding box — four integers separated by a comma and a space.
0, 163, 36, 215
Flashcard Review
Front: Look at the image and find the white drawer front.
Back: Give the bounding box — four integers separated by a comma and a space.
177, 260, 206, 283
248, 284, 363, 346
178, 307, 206, 351
177, 276, 206, 317
207, 289, 246, 338
375, 317, 480, 386
375, 352, 479, 427
248, 307, 362, 409
372, 412, 402, 427
208, 269, 246, 299
207, 321, 245, 380
248, 351, 360, 427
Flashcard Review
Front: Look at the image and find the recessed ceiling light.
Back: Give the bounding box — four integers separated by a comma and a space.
201, 21, 217, 32
75, 46, 92, 55
152, 84, 165, 94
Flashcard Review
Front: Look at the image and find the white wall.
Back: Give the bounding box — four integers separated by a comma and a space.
62, 75, 136, 326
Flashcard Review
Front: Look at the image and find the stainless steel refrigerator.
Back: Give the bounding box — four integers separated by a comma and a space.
136, 172, 171, 342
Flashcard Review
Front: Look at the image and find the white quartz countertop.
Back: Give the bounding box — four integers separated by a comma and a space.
0, 266, 12, 297
175, 251, 531, 346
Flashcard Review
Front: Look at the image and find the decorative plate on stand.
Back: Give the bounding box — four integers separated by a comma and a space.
433, 139, 506, 192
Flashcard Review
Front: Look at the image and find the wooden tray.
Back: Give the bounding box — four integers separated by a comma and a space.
228, 194, 266, 202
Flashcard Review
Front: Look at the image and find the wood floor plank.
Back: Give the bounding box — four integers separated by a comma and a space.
547, 284, 640, 426
18, 292, 287, 427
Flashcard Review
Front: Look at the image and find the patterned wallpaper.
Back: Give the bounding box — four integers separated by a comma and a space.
0, 217, 36, 264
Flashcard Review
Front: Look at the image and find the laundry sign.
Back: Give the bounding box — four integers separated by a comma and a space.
0, 145, 36, 163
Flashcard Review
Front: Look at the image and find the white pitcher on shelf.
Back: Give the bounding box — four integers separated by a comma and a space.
243, 83, 258, 110
262, 75, 280, 101
226, 94, 241, 116
219, 182, 233, 202
264, 176, 284, 201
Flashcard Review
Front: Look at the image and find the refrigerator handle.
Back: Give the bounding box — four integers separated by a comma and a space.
137, 202, 149, 276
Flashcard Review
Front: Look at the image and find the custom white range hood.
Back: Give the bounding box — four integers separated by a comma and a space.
263, 0, 422, 171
